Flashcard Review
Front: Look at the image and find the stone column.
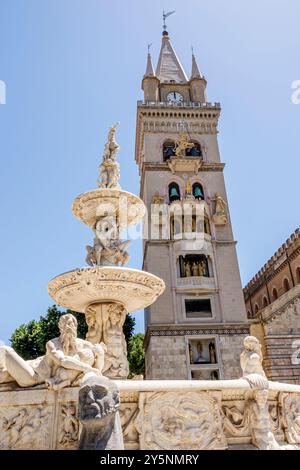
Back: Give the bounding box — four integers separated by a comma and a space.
85, 302, 129, 379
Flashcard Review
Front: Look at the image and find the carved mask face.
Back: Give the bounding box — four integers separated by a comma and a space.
78, 382, 120, 422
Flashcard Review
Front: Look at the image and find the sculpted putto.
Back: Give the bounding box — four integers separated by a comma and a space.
240, 335, 268, 389
0, 314, 105, 390
86, 215, 130, 267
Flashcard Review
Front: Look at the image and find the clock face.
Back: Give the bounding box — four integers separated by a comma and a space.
166, 91, 183, 103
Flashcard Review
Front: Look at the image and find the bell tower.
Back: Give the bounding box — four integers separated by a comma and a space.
135, 28, 249, 380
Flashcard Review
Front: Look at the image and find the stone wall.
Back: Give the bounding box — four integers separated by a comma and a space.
250, 288, 300, 384
145, 335, 187, 379
219, 334, 246, 379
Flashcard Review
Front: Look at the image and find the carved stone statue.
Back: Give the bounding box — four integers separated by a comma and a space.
248, 389, 297, 450
199, 259, 208, 277
192, 261, 199, 277
249, 389, 280, 450
85, 304, 103, 345
102, 304, 129, 379
83, 302, 129, 380
86, 215, 130, 267
183, 260, 191, 277
120, 406, 139, 450
97, 123, 121, 189
0, 314, 105, 390
281, 393, 300, 444
193, 342, 207, 364
2, 406, 49, 449
212, 192, 228, 225
209, 342, 217, 364
78, 374, 124, 450
58, 404, 79, 447
174, 131, 194, 157
240, 336, 268, 389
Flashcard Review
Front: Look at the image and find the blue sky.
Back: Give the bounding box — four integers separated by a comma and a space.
0, 0, 299, 343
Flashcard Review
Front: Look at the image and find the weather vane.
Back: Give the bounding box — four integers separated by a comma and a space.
147, 43, 152, 52
163, 10, 176, 31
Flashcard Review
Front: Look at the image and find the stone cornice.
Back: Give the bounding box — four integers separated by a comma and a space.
141, 162, 225, 172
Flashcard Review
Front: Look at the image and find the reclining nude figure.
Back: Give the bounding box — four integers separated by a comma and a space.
0, 314, 106, 390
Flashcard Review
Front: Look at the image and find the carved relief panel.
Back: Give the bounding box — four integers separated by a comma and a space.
135, 391, 227, 450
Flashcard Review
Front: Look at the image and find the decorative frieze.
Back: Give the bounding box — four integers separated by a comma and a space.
149, 327, 250, 337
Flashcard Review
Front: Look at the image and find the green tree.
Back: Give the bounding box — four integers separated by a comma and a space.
127, 333, 145, 376
10, 305, 135, 360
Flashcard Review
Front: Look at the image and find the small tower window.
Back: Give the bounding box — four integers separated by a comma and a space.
169, 182, 181, 203
263, 296, 268, 308
192, 182, 204, 200
272, 288, 278, 301
163, 141, 175, 161
186, 141, 202, 157
283, 278, 290, 293
296, 267, 300, 284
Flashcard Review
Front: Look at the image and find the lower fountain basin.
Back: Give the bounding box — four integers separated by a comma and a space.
47, 266, 165, 313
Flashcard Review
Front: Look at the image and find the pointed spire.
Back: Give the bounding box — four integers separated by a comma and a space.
190, 51, 203, 79
156, 33, 188, 83
144, 52, 155, 77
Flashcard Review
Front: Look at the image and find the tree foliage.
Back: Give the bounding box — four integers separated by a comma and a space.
10, 305, 136, 360
127, 333, 145, 376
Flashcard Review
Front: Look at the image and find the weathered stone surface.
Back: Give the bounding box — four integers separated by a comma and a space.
78, 375, 124, 450
135, 390, 227, 450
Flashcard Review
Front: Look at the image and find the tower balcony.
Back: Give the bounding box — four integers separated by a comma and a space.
137, 100, 221, 110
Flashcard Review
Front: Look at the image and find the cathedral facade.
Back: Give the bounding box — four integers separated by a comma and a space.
135, 30, 249, 380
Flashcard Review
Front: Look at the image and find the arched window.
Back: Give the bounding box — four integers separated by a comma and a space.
263, 296, 268, 308
272, 288, 278, 301
186, 141, 202, 157
296, 267, 300, 284
192, 182, 205, 200
169, 182, 180, 203
254, 304, 259, 314
247, 310, 252, 319
163, 141, 175, 161
283, 278, 290, 293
